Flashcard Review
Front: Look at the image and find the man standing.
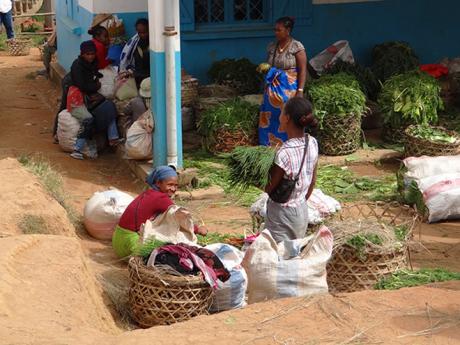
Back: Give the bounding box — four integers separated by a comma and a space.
0, 0, 14, 39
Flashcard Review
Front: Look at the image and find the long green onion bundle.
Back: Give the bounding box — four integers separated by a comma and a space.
227, 146, 276, 191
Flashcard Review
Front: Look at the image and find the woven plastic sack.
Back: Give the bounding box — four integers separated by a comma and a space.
115, 77, 138, 101
140, 205, 197, 245
205, 243, 247, 312
309, 40, 354, 75
84, 189, 134, 240
56, 109, 97, 158
403, 155, 460, 181
98, 66, 117, 99
242, 227, 333, 304
125, 110, 153, 160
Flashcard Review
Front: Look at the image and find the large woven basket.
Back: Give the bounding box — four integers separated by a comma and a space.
206, 127, 257, 153
182, 78, 199, 107
326, 202, 419, 293
128, 257, 213, 328
319, 113, 362, 156
404, 125, 460, 157
6, 39, 31, 56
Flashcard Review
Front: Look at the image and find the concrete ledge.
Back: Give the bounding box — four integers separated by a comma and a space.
49, 62, 66, 87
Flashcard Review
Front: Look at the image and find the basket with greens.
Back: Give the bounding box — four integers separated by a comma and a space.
371, 41, 419, 82
308, 73, 366, 155
326, 202, 418, 293
208, 58, 263, 95
197, 98, 259, 153
404, 124, 460, 157
378, 71, 444, 143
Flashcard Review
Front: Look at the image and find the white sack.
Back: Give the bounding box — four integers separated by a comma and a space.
309, 40, 354, 75
98, 66, 117, 99
242, 226, 333, 304
140, 205, 197, 245
125, 110, 153, 160
403, 155, 460, 181
84, 189, 134, 240
205, 243, 248, 312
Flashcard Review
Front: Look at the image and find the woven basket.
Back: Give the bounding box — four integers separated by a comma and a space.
182, 78, 199, 107
404, 125, 460, 157
326, 202, 419, 293
206, 127, 257, 153
128, 257, 213, 328
319, 113, 362, 156
382, 123, 407, 144
6, 39, 31, 56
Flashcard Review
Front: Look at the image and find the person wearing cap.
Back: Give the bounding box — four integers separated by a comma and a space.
112, 166, 208, 258
123, 77, 151, 129
68, 40, 122, 159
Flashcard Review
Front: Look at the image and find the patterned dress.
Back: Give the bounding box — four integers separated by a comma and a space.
258, 39, 305, 146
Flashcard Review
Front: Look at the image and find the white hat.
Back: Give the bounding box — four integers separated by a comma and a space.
139, 77, 151, 98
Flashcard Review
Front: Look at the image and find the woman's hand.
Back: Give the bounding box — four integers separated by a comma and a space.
295, 90, 304, 98
195, 225, 208, 236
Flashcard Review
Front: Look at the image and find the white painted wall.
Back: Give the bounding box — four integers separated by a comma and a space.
79, 0, 148, 13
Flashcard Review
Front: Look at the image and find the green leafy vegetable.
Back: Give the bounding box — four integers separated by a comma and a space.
375, 268, 460, 290
407, 125, 458, 144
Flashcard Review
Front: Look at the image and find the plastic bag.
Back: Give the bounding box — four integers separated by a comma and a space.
84, 189, 134, 240
115, 77, 138, 101
309, 40, 354, 75
98, 66, 117, 99
56, 109, 98, 158
242, 227, 333, 304
205, 243, 247, 312
124, 110, 153, 160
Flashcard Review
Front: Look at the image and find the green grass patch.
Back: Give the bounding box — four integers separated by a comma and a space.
18, 156, 82, 229
375, 268, 460, 290
197, 232, 244, 247
18, 214, 48, 234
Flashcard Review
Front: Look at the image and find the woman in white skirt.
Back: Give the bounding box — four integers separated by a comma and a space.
264, 97, 319, 243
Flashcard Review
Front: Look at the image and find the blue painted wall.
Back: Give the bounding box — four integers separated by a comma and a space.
180, 0, 460, 82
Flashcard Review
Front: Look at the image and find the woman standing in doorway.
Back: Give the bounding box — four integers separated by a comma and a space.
258, 17, 307, 147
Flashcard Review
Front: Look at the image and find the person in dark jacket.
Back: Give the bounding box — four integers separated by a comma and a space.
68, 40, 121, 160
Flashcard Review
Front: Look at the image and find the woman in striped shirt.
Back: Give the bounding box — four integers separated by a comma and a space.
264, 98, 319, 243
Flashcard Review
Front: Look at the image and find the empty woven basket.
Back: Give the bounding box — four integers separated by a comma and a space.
128, 257, 214, 328
6, 39, 31, 56
326, 202, 419, 293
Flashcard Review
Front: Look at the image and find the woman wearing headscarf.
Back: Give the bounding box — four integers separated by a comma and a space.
258, 16, 307, 147
112, 166, 208, 258
119, 18, 150, 88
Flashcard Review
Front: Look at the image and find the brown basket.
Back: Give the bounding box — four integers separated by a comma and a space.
382, 123, 407, 144
182, 78, 199, 107
404, 125, 460, 157
128, 257, 213, 328
319, 113, 362, 156
326, 202, 419, 293
6, 39, 31, 56
206, 127, 257, 153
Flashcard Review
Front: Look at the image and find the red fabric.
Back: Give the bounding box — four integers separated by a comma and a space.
92, 38, 110, 70
66, 86, 85, 112
420, 64, 449, 78
118, 189, 174, 232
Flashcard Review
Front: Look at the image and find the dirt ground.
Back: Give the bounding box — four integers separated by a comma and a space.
0, 49, 459, 344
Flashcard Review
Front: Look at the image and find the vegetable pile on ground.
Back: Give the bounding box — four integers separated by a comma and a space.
197, 98, 259, 152
323, 60, 380, 101
378, 71, 444, 138
208, 58, 263, 95
371, 41, 419, 82
375, 268, 460, 290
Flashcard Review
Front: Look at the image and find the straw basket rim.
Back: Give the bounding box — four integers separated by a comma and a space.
405, 125, 460, 147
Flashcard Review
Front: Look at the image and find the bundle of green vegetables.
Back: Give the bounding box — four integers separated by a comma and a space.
371, 41, 419, 82
407, 125, 458, 144
227, 145, 276, 191
208, 58, 263, 95
378, 71, 444, 128
375, 268, 460, 290
308, 73, 367, 126
323, 60, 380, 100
197, 98, 259, 140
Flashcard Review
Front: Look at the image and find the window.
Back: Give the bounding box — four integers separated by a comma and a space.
194, 0, 267, 25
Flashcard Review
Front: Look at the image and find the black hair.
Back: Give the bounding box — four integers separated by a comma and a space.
275, 16, 295, 33
88, 25, 108, 38
284, 97, 317, 128
135, 18, 149, 28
